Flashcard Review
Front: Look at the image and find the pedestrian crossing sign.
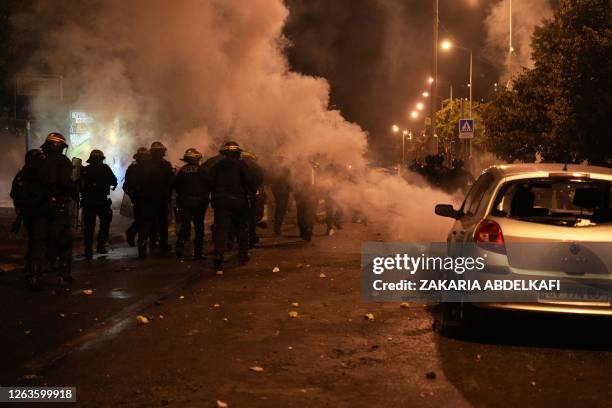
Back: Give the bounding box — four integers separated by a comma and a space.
459, 118, 474, 139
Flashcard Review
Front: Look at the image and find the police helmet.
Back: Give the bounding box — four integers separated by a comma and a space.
150, 141, 167, 151
133, 147, 149, 160
87, 149, 105, 163
41, 132, 68, 151
219, 141, 242, 155
181, 148, 202, 164
241, 150, 257, 161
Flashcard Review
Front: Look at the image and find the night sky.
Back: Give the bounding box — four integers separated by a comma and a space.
284, 0, 500, 149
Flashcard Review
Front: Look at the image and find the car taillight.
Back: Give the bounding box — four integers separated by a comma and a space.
474, 219, 506, 254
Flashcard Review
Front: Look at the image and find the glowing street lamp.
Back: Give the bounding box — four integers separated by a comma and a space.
440, 39, 473, 118
422, 91, 429, 97
416, 102, 424, 111
392, 124, 400, 133
410, 111, 419, 119
428, 77, 434, 85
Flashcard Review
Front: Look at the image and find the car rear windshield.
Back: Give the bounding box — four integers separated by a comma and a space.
491, 178, 612, 227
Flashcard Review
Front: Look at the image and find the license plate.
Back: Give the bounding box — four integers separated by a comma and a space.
539, 286, 611, 303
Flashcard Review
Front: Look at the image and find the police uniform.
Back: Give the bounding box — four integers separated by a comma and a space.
173, 149, 207, 259
241, 151, 265, 247
141, 142, 175, 256
268, 163, 291, 235
29, 133, 75, 287
206, 142, 257, 271
294, 161, 318, 242
81, 150, 117, 259
10, 149, 48, 288
123, 147, 150, 258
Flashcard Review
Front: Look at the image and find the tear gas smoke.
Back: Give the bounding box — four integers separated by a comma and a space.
484, 0, 552, 83
12, 0, 455, 240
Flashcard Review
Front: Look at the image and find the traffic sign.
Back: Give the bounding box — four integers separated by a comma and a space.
459, 118, 474, 139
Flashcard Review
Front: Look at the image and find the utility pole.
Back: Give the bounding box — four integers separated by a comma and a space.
431, 0, 439, 154
509, 0, 513, 53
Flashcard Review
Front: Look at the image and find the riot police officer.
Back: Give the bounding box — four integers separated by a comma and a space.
123, 147, 152, 258
10, 149, 48, 289
144, 141, 175, 255
294, 160, 318, 242
269, 160, 291, 235
241, 150, 265, 247
206, 141, 257, 272
81, 149, 117, 259
39, 132, 75, 286
173, 148, 207, 259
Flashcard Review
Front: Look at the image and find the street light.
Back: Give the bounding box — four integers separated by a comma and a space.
416, 102, 424, 111
422, 91, 429, 97
410, 111, 419, 119
401, 130, 408, 164
428, 76, 434, 84
392, 124, 400, 133
440, 39, 473, 118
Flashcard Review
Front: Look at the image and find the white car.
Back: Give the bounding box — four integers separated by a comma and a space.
435, 163, 612, 333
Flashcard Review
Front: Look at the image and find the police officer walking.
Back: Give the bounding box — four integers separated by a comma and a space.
173, 148, 207, 259
269, 161, 291, 235
294, 160, 318, 242
10, 149, 48, 289
123, 147, 153, 258
145, 141, 175, 254
39, 132, 75, 286
206, 141, 257, 272
241, 150, 265, 247
124, 147, 149, 250
80, 149, 117, 260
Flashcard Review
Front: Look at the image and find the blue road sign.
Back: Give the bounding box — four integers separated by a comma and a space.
459, 118, 474, 139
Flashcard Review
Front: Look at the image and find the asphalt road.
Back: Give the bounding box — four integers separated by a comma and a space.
0, 207, 611, 407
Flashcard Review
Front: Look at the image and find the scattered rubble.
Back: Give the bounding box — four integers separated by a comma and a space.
136, 315, 150, 325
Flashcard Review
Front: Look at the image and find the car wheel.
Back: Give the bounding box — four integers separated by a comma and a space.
439, 302, 479, 338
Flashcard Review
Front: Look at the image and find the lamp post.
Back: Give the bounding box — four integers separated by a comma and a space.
441, 40, 473, 118
402, 129, 408, 164
391, 124, 400, 173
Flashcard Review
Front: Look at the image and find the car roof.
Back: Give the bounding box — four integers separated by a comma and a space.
484, 163, 612, 179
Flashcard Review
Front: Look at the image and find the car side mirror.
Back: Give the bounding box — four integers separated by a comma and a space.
435, 204, 460, 219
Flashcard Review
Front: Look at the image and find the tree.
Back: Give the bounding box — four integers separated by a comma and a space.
482, 0, 611, 164
435, 98, 486, 158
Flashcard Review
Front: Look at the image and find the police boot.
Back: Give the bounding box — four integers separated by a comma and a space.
193, 243, 205, 260
238, 252, 250, 265
97, 244, 108, 254
126, 227, 136, 247
175, 240, 185, 258
28, 262, 44, 291
85, 248, 93, 261
213, 252, 224, 273
138, 242, 147, 259
57, 262, 74, 286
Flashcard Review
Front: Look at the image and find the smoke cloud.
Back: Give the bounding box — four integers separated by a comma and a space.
484, 0, 552, 82
12, 0, 455, 241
